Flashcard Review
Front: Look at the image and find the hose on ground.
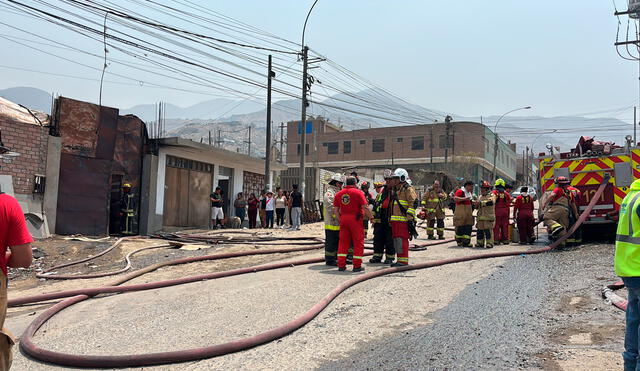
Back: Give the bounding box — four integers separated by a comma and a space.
602, 280, 627, 311
18, 177, 609, 368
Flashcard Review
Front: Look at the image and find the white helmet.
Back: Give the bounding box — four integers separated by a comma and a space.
328, 173, 344, 185
383, 169, 394, 179
393, 168, 409, 183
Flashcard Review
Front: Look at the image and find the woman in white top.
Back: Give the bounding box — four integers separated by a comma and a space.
275, 190, 287, 228
265, 191, 275, 228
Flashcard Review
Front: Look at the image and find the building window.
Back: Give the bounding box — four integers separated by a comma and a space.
411, 136, 424, 150
343, 141, 351, 154
296, 144, 309, 155
327, 142, 339, 155
359, 139, 366, 145
397, 137, 403, 143
372, 139, 385, 153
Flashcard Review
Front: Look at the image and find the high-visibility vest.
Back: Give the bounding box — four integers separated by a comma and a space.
615, 180, 640, 277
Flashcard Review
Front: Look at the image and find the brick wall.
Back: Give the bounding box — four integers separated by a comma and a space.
0, 117, 49, 194
243, 171, 264, 197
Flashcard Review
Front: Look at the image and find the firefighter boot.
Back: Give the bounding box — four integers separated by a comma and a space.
383, 256, 395, 264
369, 255, 383, 264
475, 238, 485, 248
550, 223, 565, 238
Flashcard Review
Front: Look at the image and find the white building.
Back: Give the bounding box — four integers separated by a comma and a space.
140, 137, 286, 233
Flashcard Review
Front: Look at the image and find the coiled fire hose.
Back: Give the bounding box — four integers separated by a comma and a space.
17, 176, 609, 368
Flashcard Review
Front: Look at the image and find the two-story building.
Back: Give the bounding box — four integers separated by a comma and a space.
282, 117, 517, 198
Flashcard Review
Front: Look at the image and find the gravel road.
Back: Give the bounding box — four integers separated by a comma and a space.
320, 241, 625, 370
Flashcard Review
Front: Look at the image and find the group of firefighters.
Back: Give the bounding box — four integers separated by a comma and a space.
323, 169, 584, 272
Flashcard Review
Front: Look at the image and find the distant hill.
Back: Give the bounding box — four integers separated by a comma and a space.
1, 86, 632, 156
0, 87, 52, 113
121, 98, 263, 122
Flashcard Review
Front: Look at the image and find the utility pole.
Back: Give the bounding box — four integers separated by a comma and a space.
429, 126, 434, 164
635, 106, 637, 145
265, 54, 275, 192
444, 123, 450, 166
279, 122, 285, 163
299, 46, 309, 196
245, 125, 252, 156
208, 130, 212, 146
216, 129, 222, 147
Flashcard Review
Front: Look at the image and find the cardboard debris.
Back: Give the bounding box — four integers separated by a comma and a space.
178, 244, 212, 251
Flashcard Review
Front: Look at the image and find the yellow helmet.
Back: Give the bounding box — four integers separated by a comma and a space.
494, 178, 506, 188
122, 183, 132, 188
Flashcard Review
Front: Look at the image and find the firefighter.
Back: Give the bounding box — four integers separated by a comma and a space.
566, 184, 583, 246
323, 174, 344, 266
475, 181, 496, 248
513, 186, 536, 244
370, 171, 396, 264
540, 176, 576, 248
421, 180, 448, 240
453, 180, 475, 247
492, 179, 512, 245
388, 168, 417, 266
360, 181, 375, 238
120, 183, 136, 235
333, 176, 368, 272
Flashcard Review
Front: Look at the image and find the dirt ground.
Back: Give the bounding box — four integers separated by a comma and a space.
4, 219, 629, 370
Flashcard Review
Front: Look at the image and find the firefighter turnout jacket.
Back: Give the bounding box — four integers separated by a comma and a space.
476, 193, 497, 230
421, 188, 447, 219
390, 182, 417, 222
324, 185, 341, 231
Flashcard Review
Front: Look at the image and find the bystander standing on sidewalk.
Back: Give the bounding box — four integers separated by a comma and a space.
275, 189, 287, 228
247, 193, 258, 229
259, 191, 267, 228
289, 184, 303, 231
265, 191, 275, 228
234, 192, 247, 224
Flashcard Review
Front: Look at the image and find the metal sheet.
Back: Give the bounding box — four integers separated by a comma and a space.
55, 154, 111, 235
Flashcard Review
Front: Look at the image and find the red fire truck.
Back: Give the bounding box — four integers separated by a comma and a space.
538, 136, 637, 227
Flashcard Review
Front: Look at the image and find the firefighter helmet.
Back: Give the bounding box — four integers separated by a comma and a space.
360, 181, 370, 189
122, 183, 132, 188
555, 176, 570, 185
373, 181, 384, 188
328, 174, 344, 185
494, 178, 506, 188
383, 169, 394, 179
480, 181, 492, 189
392, 168, 409, 182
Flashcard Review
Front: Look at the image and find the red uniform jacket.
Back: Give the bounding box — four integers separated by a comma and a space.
492, 190, 511, 212
333, 185, 367, 216
514, 195, 534, 218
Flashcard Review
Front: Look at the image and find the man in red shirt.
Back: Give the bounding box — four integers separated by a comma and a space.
513, 186, 535, 244
333, 177, 368, 272
0, 193, 34, 369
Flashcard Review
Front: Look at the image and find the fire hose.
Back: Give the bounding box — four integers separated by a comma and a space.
35, 234, 322, 280
17, 176, 609, 368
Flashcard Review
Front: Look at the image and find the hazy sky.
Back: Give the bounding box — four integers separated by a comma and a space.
0, 0, 638, 122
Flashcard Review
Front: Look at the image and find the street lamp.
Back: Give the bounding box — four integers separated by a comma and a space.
491, 106, 532, 180
527, 129, 556, 186
298, 0, 320, 198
